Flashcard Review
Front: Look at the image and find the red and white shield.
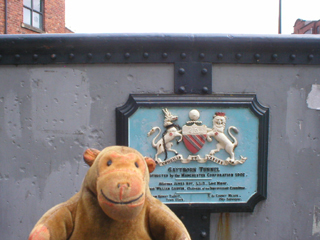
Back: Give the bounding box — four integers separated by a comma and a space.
182, 124, 207, 154
183, 134, 206, 154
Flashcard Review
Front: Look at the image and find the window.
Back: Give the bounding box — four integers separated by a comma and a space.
23, 0, 43, 30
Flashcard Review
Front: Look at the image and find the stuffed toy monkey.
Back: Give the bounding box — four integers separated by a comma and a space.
29, 146, 191, 240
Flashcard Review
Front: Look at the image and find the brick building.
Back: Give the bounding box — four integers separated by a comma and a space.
293, 19, 320, 34
0, 0, 72, 34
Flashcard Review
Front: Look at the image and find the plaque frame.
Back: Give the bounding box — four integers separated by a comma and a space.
116, 94, 269, 212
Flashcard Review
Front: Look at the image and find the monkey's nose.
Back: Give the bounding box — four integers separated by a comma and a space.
118, 182, 131, 201
117, 182, 130, 188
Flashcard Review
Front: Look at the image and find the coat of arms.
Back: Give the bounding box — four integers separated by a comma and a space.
148, 108, 247, 166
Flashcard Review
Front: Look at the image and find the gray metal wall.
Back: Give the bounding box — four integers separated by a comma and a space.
0, 64, 173, 239
210, 65, 320, 240
0, 38, 320, 239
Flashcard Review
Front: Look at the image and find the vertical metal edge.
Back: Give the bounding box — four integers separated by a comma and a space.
115, 95, 138, 146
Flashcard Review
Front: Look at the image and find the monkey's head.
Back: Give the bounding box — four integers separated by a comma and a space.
83, 146, 156, 221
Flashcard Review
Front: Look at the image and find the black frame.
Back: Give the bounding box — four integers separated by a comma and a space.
116, 94, 269, 212
23, 0, 43, 30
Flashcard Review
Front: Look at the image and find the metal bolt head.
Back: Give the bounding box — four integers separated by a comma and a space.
201, 231, 207, 238
143, 52, 149, 59
254, 53, 260, 60
33, 54, 39, 60
199, 53, 205, 59
178, 86, 186, 94
178, 68, 185, 75
271, 53, 278, 60
162, 52, 168, 59
217, 53, 223, 59
201, 68, 208, 75
202, 87, 209, 94
180, 52, 187, 59
308, 54, 314, 60
87, 53, 93, 59
124, 52, 130, 59
105, 53, 112, 59
15, 54, 21, 60
0, 54, 2, 60
235, 53, 242, 60
50, 54, 56, 60
290, 54, 296, 60
69, 53, 74, 59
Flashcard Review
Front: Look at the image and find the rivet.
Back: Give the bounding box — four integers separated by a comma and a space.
178, 86, 186, 94
51, 54, 56, 60
69, 53, 74, 59
105, 53, 112, 59
124, 52, 130, 59
87, 53, 93, 59
308, 54, 314, 60
201, 215, 208, 220
254, 53, 260, 60
235, 53, 242, 60
143, 52, 149, 59
271, 54, 278, 60
202, 87, 209, 94
0, 54, 2, 60
201, 68, 208, 75
217, 53, 223, 59
162, 52, 168, 59
15, 54, 21, 60
180, 215, 185, 220
33, 54, 38, 60
199, 53, 205, 59
201, 231, 207, 238
180, 52, 187, 59
290, 54, 296, 60
178, 68, 185, 75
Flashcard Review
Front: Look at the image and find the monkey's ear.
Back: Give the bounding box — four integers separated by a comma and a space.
145, 157, 156, 173
83, 148, 101, 166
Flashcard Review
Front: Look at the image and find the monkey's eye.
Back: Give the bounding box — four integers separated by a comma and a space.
107, 160, 112, 166
135, 162, 139, 168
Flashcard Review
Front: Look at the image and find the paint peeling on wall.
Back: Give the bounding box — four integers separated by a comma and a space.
30, 68, 92, 140
4, 90, 22, 139
307, 84, 320, 110
313, 206, 320, 236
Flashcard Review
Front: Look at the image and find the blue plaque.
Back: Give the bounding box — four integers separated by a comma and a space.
116, 94, 268, 212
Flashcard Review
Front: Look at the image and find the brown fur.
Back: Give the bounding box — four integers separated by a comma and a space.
29, 146, 190, 240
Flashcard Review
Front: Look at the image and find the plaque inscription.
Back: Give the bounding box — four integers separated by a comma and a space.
150, 166, 248, 203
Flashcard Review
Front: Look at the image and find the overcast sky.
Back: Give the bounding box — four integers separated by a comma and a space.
65, 0, 320, 35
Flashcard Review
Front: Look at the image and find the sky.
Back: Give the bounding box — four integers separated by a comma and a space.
65, 0, 320, 35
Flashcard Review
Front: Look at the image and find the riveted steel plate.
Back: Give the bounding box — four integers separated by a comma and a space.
174, 62, 212, 94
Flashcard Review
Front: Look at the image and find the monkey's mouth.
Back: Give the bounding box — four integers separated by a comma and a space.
100, 189, 144, 205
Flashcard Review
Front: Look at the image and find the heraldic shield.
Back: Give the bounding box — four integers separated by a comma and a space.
182, 109, 207, 154
182, 127, 206, 154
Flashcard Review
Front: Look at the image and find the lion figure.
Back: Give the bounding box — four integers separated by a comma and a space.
206, 112, 238, 163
